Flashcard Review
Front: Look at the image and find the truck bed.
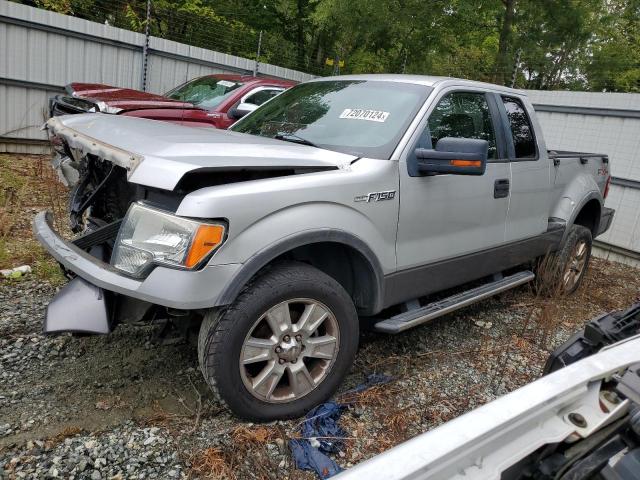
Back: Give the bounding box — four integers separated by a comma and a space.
548, 150, 609, 164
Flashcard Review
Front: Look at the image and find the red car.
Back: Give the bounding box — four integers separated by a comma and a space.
49, 74, 297, 129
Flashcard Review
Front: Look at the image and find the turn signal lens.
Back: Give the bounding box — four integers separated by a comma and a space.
185, 224, 225, 268
450, 159, 481, 167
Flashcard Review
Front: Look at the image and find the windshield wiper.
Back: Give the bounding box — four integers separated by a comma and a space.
274, 133, 319, 148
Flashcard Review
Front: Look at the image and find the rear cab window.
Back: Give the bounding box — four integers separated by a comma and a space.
501, 96, 537, 159
244, 88, 284, 106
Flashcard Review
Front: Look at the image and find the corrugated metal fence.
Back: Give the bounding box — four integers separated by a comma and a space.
0, 1, 313, 153
529, 90, 640, 267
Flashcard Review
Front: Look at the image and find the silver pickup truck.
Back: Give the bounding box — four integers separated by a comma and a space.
36, 74, 614, 420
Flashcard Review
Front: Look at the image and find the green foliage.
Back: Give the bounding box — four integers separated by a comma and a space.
17, 0, 640, 91
34, 0, 73, 13
586, 0, 640, 92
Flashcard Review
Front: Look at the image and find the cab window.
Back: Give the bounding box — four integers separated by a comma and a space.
502, 96, 536, 159
244, 88, 284, 106
425, 92, 497, 159
165, 77, 243, 109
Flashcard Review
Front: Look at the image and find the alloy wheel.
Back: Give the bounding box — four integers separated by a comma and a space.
239, 298, 340, 403
563, 239, 588, 291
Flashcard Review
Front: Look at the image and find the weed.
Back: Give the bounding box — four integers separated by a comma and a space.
0, 153, 68, 283
189, 447, 237, 480
232, 425, 277, 447
44, 426, 83, 449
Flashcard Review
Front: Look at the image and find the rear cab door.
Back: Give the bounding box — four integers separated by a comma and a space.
494, 94, 552, 241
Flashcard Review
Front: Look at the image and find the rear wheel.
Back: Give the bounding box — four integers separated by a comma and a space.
535, 224, 592, 296
197, 262, 359, 420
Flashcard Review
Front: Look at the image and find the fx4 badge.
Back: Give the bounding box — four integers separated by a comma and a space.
354, 190, 396, 203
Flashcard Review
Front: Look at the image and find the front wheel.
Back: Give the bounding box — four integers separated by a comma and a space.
197, 262, 359, 421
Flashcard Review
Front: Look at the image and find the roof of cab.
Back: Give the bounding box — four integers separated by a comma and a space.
308, 74, 524, 96
203, 73, 297, 87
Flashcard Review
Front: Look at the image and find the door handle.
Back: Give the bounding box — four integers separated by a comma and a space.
494, 179, 510, 199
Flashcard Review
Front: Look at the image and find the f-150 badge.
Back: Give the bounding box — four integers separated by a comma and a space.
354, 191, 396, 202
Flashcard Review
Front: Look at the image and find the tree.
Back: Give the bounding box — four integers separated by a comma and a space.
496, 0, 515, 85
17, 0, 640, 92
586, 0, 640, 92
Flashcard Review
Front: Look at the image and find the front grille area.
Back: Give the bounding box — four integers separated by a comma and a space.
49, 95, 98, 117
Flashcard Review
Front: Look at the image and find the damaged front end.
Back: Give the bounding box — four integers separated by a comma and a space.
43, 121, 171, 334
47, 116, 141, 234
66, 154, 136, 233
39, 113, 353, 335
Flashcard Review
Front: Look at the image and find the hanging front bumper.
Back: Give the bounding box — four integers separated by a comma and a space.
33, 211, 241, 310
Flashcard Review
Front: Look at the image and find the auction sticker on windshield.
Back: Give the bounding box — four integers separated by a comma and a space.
339, 109, 389, 122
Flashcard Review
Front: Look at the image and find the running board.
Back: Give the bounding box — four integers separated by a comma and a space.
373, 271, 535, 334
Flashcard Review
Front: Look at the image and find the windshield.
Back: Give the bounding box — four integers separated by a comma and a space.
165, 76, 243, 109
230, 80, 432, 159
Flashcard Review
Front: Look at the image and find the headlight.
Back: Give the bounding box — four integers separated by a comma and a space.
95, 101, 122, 114
111, 203, 225, 277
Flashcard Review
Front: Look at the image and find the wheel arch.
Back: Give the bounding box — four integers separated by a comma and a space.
572, 198, 602, 237
216, 229, 385, 315
566, 194, 602, 240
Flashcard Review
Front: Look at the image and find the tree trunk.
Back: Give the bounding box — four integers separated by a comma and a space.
296, 0, 305, 69
496, 0, 515, 85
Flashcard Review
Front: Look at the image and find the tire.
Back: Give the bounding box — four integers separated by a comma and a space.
535, 224, 592, 296
197, 262, 359, 421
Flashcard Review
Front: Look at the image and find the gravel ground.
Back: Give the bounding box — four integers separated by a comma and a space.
1, 257, 639, 479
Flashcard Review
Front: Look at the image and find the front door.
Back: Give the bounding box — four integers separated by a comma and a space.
396, 89, 511, 277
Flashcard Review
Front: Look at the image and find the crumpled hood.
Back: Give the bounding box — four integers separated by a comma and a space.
67, 82, 194, 110
46, 114, 357, 191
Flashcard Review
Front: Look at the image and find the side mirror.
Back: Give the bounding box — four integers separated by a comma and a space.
229, 102, 258, 119
415, 137, 488, 176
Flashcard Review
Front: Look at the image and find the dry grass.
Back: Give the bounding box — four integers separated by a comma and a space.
0, 153, 67, 283
189, 447, 237, 480
337, 383, 403, 408
381, 407, 419, 439
231, 425, 278, 447
44, 426, 83, 449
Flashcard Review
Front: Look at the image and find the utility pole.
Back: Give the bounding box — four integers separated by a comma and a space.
510, 48, 522, 88
402, 50, 408, 74
140, 0, 151, 91
253, 30, 263, 77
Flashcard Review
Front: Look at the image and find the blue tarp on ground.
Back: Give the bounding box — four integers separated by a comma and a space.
289, 373, 393, 479
289, 401, 346, 479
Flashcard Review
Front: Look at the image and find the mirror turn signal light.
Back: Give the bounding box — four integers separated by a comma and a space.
450, 159, 482, 167
185, 224, 225, 268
